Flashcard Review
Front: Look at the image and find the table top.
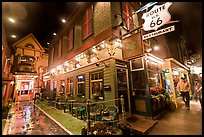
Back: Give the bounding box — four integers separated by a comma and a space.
68, 100, 77, 102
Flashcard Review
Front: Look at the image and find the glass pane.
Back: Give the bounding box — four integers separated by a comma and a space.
148, 70, 161, 88
131, 58, 143, 70
70, 84, 74, 95
132, 70, 146, 96
95, 73, 99, 79
99, 71, 103, 79
91, 74, 94, 80
78, 84, 85, 95
78, 75, 84, 82
92, 82, 103, 98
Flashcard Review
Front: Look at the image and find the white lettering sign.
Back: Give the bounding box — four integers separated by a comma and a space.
142, 25, 175, 40
142, 2, 172, 31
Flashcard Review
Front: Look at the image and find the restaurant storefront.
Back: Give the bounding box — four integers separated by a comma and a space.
162, 58, 191, 108
49, 39, 131, 116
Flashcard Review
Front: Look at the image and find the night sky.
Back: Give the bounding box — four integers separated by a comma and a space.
2, 2, 202, 66
2, 2, 79, 48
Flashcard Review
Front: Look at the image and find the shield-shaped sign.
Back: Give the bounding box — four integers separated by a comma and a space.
142, 2, 172, 31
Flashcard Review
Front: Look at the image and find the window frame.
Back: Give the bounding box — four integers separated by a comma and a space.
90, 70, 104, 100
67, 27, 74, 52
76, 74, 85, 96
67, 77, 74, 95
82, 5, 93, 40
121, 2, 134, 31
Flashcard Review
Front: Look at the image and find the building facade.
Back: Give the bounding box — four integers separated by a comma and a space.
48, 2, 191, 117
12, 33, 48, 102
2, 24, 14, 106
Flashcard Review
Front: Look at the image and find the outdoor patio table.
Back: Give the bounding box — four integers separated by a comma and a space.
68, 100, 77, 115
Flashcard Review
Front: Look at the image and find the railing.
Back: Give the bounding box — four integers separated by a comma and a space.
36, 95, 127, 135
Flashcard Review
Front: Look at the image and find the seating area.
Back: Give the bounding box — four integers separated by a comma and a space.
101, 105, 119, 126
45, 93, 120, 126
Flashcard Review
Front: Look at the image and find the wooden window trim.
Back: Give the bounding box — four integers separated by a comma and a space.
90, 70, 104, 99
67, 28, 74, 52
82, 5, 93, 40
67, 77, 74, 95
122, 2, 134, 30
76, 75, 85, 95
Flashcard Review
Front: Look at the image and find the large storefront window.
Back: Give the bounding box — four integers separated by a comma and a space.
131, 57, 146, 96
90, 70, 104, 100
67, 77, 74, 95
132, 70, 146, 96
77, 75, 85, 96
60, 80, 65, 95
146, 61, 163, 94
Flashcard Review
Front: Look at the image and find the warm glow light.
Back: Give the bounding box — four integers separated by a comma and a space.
53, 33, 56, 36
154, 46, 159, 50
92, 47, 97, 53
11, 34, 16, 38
75, 55, 81, 61
100, 42, 106, 48
8, 18, 15, 23
62, 18, 66, 23
76, 64, 81, 68
47, 42, 50, 45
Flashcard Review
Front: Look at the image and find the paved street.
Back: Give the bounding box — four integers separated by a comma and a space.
148, 99, 202, 135
3, 101, 69, 135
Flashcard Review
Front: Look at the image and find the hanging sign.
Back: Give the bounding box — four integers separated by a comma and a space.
142, 25, 175, 40
142, 2, 172, 31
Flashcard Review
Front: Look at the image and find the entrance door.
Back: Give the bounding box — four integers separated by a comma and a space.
116, 68, 130, 114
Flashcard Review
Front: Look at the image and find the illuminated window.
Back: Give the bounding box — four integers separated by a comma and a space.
82, 5, 93, 40
77, 75, 85, 96
60, 80, 65, 94
90, 70, 104, 100
67, 77, 74, 95
122, 2, 134, 30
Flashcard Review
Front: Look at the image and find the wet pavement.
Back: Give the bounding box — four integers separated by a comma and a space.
3, 101, 69, 135
148, 99, 202, 135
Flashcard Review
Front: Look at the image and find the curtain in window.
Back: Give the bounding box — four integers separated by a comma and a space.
67, 28, 74, 51
82, 5, 93, 40
122, 2, 134, 30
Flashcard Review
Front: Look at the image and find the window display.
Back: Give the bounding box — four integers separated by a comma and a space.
77, 75, 85, 96
90, 70, 104, 100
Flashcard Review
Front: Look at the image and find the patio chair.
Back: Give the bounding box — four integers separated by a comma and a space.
89, 103, 105, 122
101, 105, 119, 126
72, 97, 87, 119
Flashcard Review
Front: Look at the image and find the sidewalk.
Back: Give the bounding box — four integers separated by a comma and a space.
148, 99, 202, 135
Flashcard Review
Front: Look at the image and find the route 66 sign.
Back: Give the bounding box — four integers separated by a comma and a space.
142, 2, 172, 31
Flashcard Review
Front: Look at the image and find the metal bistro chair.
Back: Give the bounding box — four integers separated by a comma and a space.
72, 97, 86, 119
102, 105, 119, 126
89, 103, 105, 122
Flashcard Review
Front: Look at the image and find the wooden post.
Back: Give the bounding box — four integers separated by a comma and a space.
87, 99, 91, 134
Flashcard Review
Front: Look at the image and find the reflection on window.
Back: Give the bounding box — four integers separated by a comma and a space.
21, 90, 28, 95
77, 75, 85, 96
90, 70, 104, 100
60, 80, 65, 94
147, 61, 163, 95
67, 77, 74, 95
132, 70, 146, 96
131, 57, 144, 71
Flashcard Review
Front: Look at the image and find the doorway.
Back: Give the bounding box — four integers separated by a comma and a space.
116, 67, 130, 114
